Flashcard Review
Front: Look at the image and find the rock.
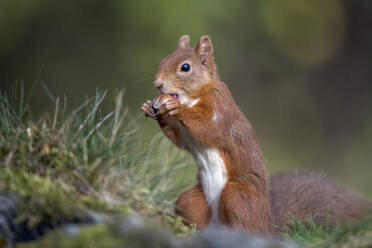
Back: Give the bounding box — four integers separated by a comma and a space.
0, 193, 17, 246
188, 228, 300, 248
109, 216, 300, 248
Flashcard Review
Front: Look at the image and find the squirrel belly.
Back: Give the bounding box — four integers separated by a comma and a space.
141, 35, 372, 233
178, 124, 227, 226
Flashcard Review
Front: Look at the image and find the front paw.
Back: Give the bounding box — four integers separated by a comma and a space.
141, 100, 157, 119
152, 94, 180, 119
162, 99, 180, 117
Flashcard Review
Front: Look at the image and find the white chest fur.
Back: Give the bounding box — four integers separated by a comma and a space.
179, 126, 227, 225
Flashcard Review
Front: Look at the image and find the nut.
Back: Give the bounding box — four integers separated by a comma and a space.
152, 94, 173, 117
152, 94, 173, 110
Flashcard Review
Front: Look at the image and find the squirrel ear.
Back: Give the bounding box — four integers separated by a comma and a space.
178, 34, 190, 49
195, 35, 213, 64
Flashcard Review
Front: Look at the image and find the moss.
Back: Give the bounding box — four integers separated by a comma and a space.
19, 224, 126, 248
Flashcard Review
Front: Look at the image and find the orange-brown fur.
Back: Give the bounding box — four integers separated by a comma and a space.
141, 35, 371, 233
175, 183, 211, 228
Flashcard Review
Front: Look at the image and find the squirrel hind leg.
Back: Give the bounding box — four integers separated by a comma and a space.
269, 172, 372, 231
175, 184, 211, 229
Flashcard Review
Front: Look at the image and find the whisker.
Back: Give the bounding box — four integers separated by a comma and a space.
135, 77, 152, 82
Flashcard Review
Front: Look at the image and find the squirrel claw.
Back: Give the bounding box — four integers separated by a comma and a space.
141, 97, 180, 120
141, 101, 158, 119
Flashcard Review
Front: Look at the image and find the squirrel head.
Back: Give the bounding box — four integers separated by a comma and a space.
154, 35, 219, 106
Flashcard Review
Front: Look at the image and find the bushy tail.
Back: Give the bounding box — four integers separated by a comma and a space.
269, 172, 372, 232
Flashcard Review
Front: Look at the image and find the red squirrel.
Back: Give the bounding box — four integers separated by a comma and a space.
141, 35, 371, 233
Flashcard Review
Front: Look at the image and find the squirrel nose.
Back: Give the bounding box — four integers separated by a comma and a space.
154, 78, 163, 89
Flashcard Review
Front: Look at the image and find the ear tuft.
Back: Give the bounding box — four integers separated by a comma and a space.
195, 35, 213, 64
178, 34, 190, 49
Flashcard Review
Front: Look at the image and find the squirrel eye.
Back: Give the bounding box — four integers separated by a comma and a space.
180, 63, 191, 72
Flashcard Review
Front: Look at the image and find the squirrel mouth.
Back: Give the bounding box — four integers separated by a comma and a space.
158, 88, 178, 99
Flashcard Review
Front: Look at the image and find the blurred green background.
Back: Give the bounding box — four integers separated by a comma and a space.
1, 0, 371, 196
